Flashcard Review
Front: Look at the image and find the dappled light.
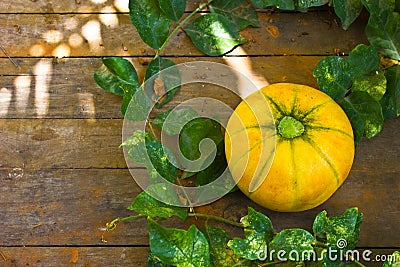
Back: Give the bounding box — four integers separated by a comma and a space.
82, 20, 103, 53
14, 76, 32, 113
33, 59, 52, 117
0, 88, 12, 117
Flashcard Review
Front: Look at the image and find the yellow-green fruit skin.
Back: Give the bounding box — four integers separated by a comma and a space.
225, 83, 355, 212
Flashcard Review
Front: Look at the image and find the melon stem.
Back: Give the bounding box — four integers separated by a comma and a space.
277, 116, 305, 138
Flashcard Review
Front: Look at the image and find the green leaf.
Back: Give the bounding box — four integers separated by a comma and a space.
313, 56, 352, 101
251, 0, 295, 10
333, 0, 363, 30
179, 118, 224, 161
129, 0, 170, 49
312, 207, 362, 249
146, 140, 179, 183
228, 207, 274, 260
363, 0, 400, 60
121, 130, 152, 164
145, 56, 181, 108
149, 219, 210, 267
196, 141, 228, 186
339, 91, 384, 139
159, 0, 186, 21
352, 71, 387, 101
381, 65, 400, 119
209, 0, 260, 31
203, 226, 240, 267
153, 108, 199, 135
347, 44, 381, 75
94, 57, 140, 96
383, 251, 400, 266
128, 190, 188, 220
145, 183, 187, 207
269, 229, 316, 261
184, 13, 246, 56
123, 88, 151, 120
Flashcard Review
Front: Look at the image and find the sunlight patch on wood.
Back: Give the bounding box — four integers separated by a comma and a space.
81, 20, 103, 52
33, 59, 52, 117
0, 88, 12, 117
99, 6, 119, 28
14, 75, 32, 113
114, 0, 129, 12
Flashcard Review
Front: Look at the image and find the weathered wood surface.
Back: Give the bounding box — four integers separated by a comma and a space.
0, 11, 367, 57
0, 1, 399, 266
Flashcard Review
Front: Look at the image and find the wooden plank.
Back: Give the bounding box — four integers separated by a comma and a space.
0, 0, 202, 13
0, 167, 398, 247
0, 56, 322, 119
0, 247, 397, 267
0, 247, 148, 267
0, 11, 368, 57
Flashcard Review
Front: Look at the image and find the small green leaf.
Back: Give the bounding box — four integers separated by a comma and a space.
123, 89, 151, 120
381, 65, 400, 119
149, 219, 210, 267
339, 91, 384, 139
333, 0, 363, 30
179, 118, 224, 161
382, 251, 400, 266
228, 207, 274, 260
209, 0, 260, 30
251, 0, 295, 10
203, 226, 240, 267
146, 140, 179, 183
128, 190, 188, 220
159, 0, 186, 21
269, 229, 316, 261
363, 0, 400, 60
145, 56, 181, 108
153, 108, 199, 135
94, 57, 140, 96
313, 56, 352, 101
352, 71, 387, 101
312, 207, 362, 249
184, 13, 246, 56
129, 0, 170, 49
347, 44, 381, 75
121, 130, 152, 164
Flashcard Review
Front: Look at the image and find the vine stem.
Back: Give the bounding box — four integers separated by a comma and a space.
157, 0, 214, 55
188, 213, 243, 228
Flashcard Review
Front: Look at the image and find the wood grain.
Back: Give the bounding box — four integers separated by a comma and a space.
0, 56, 321, 119
0, 11, 367, 57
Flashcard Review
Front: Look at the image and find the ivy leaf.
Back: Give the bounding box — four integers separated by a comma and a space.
268, 229, 316, 261
352, 71, 387, 101
381, 65, 400, 119
382, 251, 400, 266
362, 0, 400, 60
203, 226, 239, 267
128, 190, 188, 220
179, 118, 224, 161
145, 183, 186, 207
209, 0, 260, 31
129, 0, 170, 49
148, 219, 210, 267
184, 13, 246, 56
159, 0, 186, 21
94, 57, 140, 97
333, 0, 363, 30
339, 91, 384, 140
338, 95, 365, 145
228, 207, 274, 260
146, 140, 179, 183
123, 89, 151, 120
153, 108, 199, 135
347, 44, 381, 75
313, 56, 352, 101
251, 0, 295, 10
121, 130, 152, 164
196, 141, 228, 186
312, 207, 362, 249
145, 56, 181, 108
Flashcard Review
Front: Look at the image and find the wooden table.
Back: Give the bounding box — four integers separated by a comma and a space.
0, 1, 399, 266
